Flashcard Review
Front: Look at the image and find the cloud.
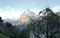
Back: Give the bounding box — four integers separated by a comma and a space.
6, 6, 15, 12
0, 8, 41, 19
6, 6, 11, 10
0, 11, 21, 19
30, 8, 41, 15
0, 5, 25, 19
0, 8, 22, 19
51, 6, 60, 12
11, 8, 16, 12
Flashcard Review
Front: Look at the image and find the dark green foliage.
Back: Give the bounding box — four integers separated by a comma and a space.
0, 17, 29, 38
39, 11, 43, 15
5, 22, 12, 28
19, 28, 29, 38
0, 33, 10, 38
0, 17, 3, 27
28, 8, 60, 38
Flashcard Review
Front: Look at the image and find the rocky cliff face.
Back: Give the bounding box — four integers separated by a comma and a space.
12, 9, 37, 26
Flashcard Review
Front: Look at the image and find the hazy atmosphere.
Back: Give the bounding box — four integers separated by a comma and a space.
0, 0, 60, 19
0, 0, 60, 38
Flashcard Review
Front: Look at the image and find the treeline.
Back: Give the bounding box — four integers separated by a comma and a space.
0, 17, 29, 38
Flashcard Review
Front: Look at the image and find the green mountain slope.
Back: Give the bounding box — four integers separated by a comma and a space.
0, 34, 10, 38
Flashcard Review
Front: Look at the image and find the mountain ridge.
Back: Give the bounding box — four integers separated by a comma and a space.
11, 9, 37, 26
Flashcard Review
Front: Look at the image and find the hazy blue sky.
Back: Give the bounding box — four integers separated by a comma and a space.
0, 0, 60, 19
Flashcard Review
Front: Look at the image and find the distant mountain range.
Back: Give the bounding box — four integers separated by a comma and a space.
3, 8, 59, 29
3, 8, 55, 25
3, 9, 37, 26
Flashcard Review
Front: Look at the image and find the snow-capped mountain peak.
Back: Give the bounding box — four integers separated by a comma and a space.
20, 9, 37, 20
12, 9, 37, 26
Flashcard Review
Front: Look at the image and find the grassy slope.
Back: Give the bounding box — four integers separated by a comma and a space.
0, 34, 10, 38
